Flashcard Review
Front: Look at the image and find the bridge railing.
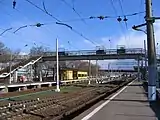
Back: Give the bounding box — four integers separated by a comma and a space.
43, 48, 145, 56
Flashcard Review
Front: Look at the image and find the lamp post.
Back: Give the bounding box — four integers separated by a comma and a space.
88, 60, 91, 85
9, 53, 12, 84
157, 43, 159, 55
109, 39, 111, 54
55, 38, 60, 92
96, 60, 98, 83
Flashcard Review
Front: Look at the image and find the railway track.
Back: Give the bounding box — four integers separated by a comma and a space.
0, 76, 135, 120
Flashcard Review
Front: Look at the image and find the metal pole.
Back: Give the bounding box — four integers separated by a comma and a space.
146, 0, 157, 101
30, 65, 33, 82
157, 43, 159, 55
40, 71, 42, 82
9, 53, 12, 84
56, 38, 60, 92
109, 39, 111, 54
144, 40, 148, 81
88, 60, 91, 85
142, 59, 144, 80
108, 63, 110, 80
96, 60, 98, 83
108, 62, 112, 80
138, 58, 140, 81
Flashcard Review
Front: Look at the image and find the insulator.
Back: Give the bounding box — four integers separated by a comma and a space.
98, 16, 105, 20
36, 23, 42, 27
13, 0, 16, 9
117, 17, 122, 22
123, 16, 128, 22
89, 16, 95, 19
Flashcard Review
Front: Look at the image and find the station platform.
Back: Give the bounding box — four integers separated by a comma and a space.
73, 81, 160, 120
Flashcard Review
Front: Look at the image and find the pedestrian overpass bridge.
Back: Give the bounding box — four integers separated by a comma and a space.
42, 48, 145, 61
99, 69, 137, 72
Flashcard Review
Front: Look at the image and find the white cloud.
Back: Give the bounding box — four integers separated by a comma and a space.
60, 44, 64, 48
19, 52, 28, 55
83, 40, 95, 47
97, 22, 160, 69
101, 21, 160, 49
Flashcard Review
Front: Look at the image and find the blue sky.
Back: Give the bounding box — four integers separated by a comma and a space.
0, 0, 160, 69
0, 0, 159, 52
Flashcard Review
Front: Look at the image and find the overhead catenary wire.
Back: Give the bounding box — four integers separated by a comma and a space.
25, 0, 61, 22
117, 0, 128, 30
110, 0, 126, 39
24, 0, 98, 46
67, 41, 79, 50
0, 11, 145, 35
110, 0, 129, 48
0, 1, 54, 48
71, 0, 76, 8
60, 11, 145, 22
1, 0, 145, 48
0, 27, 12, 36
0, 26, 51, 47
0, 0, 89, 46
0, 10, 145, 41
0, 6, 52, 48
138, 0, 145, 23
117, 0, 131, 48
110, 0, 118, 16
60, 0, 87, 25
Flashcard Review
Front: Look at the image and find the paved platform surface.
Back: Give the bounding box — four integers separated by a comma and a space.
73, 81, 160, 120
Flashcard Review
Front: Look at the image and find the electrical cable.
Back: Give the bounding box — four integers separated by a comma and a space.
0, 1, 58, 47
0, 26, 51, 48
60, 0, 87, 25
117, 0, 129, 32
58, 11, 145, 22
25, 0, 61, 22
110, 0, 127, 45
0, 27, 12, 36
118, 0, 138, 49
1, 0, 145, 48
67, 41, 79, 50
138, 0, 145, 23
24, 0, 98, 46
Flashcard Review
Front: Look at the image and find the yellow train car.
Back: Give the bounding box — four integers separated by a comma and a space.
60, 68, 88, 80
63, 70, 73, 80
77, 71, 88, 79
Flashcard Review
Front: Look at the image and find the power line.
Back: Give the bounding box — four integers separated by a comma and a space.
117, 0, 128, 30
138, 0, 145, 23
0, 27, 12, 36
60, 0, 87, 25
0, 3, 53, 48
59, 12, 145, 22
118, 0, 125, 16
71, 0, 75, 8
25, 0, 61, 22
67, 41, 79, 50
0, 26, 52, 47
110, 0, 127, 44
0, 1, 56, 48
0, 11, 144, 35
24, 0, 98, 46
117, 0, 131, 48
1, 0, 93, 48
1, 0, 145, 48
110, 0, 118, 16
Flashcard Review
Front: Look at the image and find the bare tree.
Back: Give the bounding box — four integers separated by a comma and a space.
29, 45, 50, 56
0, 41, 11, 63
